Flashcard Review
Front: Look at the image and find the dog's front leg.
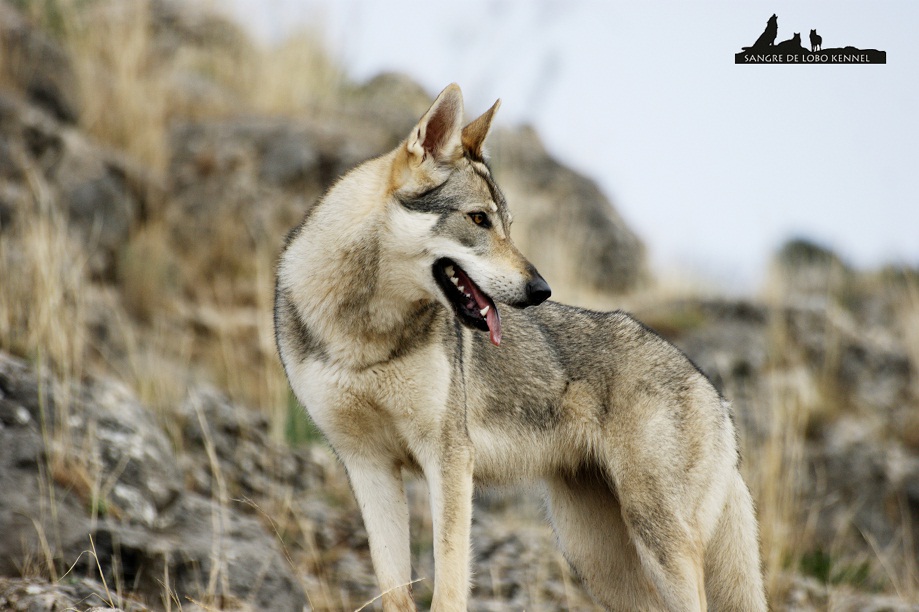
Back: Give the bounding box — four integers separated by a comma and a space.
424, 443, 474, 611
344, 457, 415, 611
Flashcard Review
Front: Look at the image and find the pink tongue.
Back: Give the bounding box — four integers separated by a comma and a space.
485, 306, 502, 346
463, 273, 502, 346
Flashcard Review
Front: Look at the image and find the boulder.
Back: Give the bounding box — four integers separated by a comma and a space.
0, 92, 150, 278
165, 114, 393, 281
0, 576, 141, 612
0, 1, 81, 123
177, 385, 330, 502
0, 352, 307, 611
91, 493, 305, 612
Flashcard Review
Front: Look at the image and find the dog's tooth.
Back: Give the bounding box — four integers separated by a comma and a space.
458, 285, 465, 292
445, 265, 454, 276
480, 305, 490, 316
451, 277, 459, 286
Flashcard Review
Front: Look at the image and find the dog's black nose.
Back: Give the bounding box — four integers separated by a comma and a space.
525, 275, 551, 306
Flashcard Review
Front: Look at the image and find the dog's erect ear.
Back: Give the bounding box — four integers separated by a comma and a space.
407, 83, 464, 164
462, 99, 500, 160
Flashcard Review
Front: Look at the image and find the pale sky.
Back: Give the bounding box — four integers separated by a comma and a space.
226, 1, 919, 291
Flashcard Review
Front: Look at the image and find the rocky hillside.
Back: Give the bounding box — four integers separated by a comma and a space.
1, 1, 918, 610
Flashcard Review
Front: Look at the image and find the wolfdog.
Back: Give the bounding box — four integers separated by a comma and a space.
275, 84, 767, 611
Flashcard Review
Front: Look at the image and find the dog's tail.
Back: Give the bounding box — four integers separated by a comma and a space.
703, 471, 768, 611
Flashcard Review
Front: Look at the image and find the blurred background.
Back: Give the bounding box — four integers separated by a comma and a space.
1, 1, 917, 610
228, 0, 918, 291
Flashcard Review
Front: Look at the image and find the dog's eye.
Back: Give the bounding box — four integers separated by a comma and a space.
468, 212, 490, 228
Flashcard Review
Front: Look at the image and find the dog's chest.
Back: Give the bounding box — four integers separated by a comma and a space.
290, 343, 454, 453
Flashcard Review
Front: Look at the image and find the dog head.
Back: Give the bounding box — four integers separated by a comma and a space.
385, 84, 550, 346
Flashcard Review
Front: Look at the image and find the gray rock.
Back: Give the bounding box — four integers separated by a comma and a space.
807, 416, 919, 563
770, 237, 852, 305
0, 352, 307, 611
0, 576, 143, 612
71, 376, 183, 527
0, 353, 181, 530
177, 385, 330, 500
90, 493, 305, 612
149, 0, 252, 61
345, 72, 436, 139
0, 1, 82, 123
0, 92, 148, 278
0, 354, 92, 577
259, 130, 322, 188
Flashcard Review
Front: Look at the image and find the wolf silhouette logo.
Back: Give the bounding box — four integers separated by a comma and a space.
736, 14, 886, 64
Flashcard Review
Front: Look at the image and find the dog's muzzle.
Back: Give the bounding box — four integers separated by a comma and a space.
511, 268, 550, 308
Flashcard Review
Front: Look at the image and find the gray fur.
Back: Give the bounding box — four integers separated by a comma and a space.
274, 286, 327, 364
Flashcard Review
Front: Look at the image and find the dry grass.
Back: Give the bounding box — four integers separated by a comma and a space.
756, 271, 919, 604
14, 0, 344, 182
0, 167, 89, 384
893, 273, 919, 451
43, 0, 170, 176
749, 317, 821, 602
243, 27, 345, 117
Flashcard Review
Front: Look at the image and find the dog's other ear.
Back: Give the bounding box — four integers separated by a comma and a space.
407, 83, 464, 164
462, 99, 500, 160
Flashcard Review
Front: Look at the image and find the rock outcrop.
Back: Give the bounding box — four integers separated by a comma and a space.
0, 352, 307, 611
0, 1, 81, 123
0, 92, 151, 279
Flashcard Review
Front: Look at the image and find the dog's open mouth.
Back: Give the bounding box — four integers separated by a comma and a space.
433, 258, 502, 346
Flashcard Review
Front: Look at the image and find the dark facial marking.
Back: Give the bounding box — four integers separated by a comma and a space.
469, 163, 512, 231
398, 182, 459, 215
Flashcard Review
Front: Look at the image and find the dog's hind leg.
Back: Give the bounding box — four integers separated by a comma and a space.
623, 509, 707, 612
546, 468, 665, 611
344, 458, 416, 611
704, 471, 767, 611
606, 453, 708, 612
